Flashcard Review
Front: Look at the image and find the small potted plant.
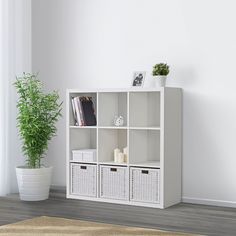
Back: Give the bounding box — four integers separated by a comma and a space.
152, 63, 170, 87
14, 73, 62, 201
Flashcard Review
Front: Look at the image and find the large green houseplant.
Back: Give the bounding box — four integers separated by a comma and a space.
14, 73, 62, 201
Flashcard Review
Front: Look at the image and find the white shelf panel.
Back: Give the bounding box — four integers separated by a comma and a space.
99, 161, 127, 166
69, 160, 97, 164
129, 161, 160, 168
98, 126, 127, 129
67, 88, 166, 93
129, 127, 160, 130
70, 126, 97, 129
67, 194, 162, 209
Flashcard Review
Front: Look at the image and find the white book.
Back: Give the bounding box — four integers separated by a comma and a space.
77, 96, 85, 126
74, 97, 82, 126
71, 98, 78, 125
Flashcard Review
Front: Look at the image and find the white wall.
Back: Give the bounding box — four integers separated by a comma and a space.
32, 0, 236, 207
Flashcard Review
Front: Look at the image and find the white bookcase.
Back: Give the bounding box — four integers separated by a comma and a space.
66, 87, 182, 208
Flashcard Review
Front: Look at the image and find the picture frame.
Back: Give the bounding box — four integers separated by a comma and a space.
132, 71, 146, 87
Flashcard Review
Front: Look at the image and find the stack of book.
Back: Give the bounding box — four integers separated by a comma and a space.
71, 96, 97, 126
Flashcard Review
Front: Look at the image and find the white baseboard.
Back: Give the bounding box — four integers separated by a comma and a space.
182, 197, 236, 208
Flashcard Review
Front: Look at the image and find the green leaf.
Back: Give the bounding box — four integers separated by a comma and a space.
152, 63, 170, 76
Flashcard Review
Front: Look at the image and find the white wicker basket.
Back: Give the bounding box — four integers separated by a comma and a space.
130, 167, 160, 203
71, 163, 97, 197
100, 165, 128, 200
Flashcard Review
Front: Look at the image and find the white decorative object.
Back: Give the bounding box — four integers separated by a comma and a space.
114, 116, 124, 126
16, 166, 52, 201
123, 147, 128, 163
130, 167, 160, 203
114, 148, 120, 162
72, 149, 96, 162
153, 75, 167, 87
100, 165, 128, 200
71, 163, 97, 197
117, 152, 125, 163
72, 150, 83, 162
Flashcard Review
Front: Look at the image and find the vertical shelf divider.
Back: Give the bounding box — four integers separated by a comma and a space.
66, 90, 70, 197
96, 92, 99, 164
160, 88, 164, 206
127, 92, 130, 201
127, 91, 130, 166
96, 92, 99, 197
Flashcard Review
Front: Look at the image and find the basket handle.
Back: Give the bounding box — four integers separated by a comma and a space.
110, 168, 117, 172
141, 170, 149, 174
80, 166, 87, 170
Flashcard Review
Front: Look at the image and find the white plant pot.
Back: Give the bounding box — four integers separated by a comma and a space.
16, 166, 52, 201
153, 75, 167, 87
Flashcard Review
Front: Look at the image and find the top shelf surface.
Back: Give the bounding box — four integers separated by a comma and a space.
69, 126, 160, 130
67, 87, 181, 93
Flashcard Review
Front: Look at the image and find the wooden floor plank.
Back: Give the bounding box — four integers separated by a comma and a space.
0, 191, 236, 236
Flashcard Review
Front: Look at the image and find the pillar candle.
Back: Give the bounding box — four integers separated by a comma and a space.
123, 147, 128, 163
117, 152, 125, 163
114, 148, 120, 162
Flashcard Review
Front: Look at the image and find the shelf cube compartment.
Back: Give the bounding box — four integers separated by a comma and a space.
129, 92, 160, 127
98, 92, 127, 127
98, 128, 127, 163
69, 92, 97, 126
129, 129, 160, 166
70, 163, 97, 197
100, 165, 128, 200
70, 129, 97, 161
130, 167, 160, 203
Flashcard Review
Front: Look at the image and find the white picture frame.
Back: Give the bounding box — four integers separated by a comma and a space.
132, 71, 146, 87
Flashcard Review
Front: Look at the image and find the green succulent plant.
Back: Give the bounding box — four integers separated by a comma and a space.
152, 63, 170, 76
14, 73, 62, 168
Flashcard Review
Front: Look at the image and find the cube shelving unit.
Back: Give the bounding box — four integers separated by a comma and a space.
66, 87, 182, 208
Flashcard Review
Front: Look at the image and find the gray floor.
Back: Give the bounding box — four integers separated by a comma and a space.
0, 190, 236, 236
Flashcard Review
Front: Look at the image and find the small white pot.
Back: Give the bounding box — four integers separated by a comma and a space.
153, 75, 167, 87
16, 166, 52, 201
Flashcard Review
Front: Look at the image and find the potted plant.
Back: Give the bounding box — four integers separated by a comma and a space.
14, 73, 62, 201
152, 63, 170, 87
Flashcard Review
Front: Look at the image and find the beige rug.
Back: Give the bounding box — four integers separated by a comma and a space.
0, 216, 197, 236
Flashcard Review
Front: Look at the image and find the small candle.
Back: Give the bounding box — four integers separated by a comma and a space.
123, 147, 128, 163
114, 148, 120, 162
117, 152, 124, 163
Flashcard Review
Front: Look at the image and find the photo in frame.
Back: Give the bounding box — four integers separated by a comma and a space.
132, 71, 146, 87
